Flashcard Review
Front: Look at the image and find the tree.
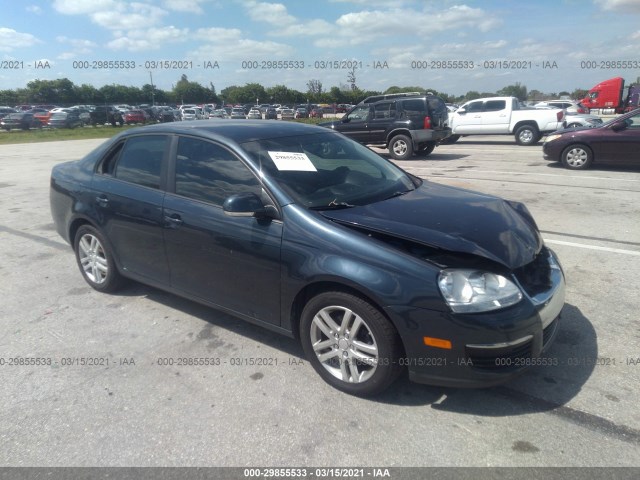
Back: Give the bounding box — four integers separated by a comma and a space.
571, 88, 588, 101
307, 79, 323, 97
173, 74, 210, 104
497, 82, 527, 101
347, 68, 357, 91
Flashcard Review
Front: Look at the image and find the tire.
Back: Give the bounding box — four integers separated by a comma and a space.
561, 144, 593, 170
300, 291, 403, 396
73, 225, 125, 292
439, 134, 460, 145
515, 125, 540, 145
388, 134, 413, 160
419, 142, 436, 156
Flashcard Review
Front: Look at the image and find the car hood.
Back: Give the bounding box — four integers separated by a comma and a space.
320, 182, 542, 269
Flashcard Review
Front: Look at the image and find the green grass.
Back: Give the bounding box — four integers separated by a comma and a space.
0, 125, 140, 145
0, 118, 337, 145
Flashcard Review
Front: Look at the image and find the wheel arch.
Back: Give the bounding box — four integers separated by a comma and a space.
385, 128, 412, 146
287, 280, 402, 350
512, 120, 539, 132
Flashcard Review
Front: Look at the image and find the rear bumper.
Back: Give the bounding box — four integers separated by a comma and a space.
410, 128, 452, 149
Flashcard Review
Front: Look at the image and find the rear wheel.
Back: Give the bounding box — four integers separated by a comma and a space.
300, 291, 403, 396
439, 134, 460, 145
561, 144, 593, 170
389, 134, 413, 160
74, 225, 125, 292
419, 142, 436, 156
515, 125, 540, 145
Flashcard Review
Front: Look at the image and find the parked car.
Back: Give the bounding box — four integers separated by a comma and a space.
543, 108, 640, 169
310, 108, 324, 118
1, 112, 42, 130
247, 108, 263, 119
47, 110, 83, 129
280, 108, 295, 120
157, 107, 179, 123
563, 113, 603, 129
265, 107, 278, 120
32, 108, 53, 125
90, 106, 124, 126
209, 109, 228, 119
181, 108, 201, 121
123, 110, 147, 125
50, 120, 565, 396
534, 100, 589, 115
446, 96, 565, 146
295, 108, 309, 119
320, 93, 451, 158
230, 108, 247, 119
0, 106, 17, 120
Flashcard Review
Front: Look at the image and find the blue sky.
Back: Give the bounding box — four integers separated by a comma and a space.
1, 0, 640, 96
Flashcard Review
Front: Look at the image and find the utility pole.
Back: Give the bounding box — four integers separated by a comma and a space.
149, 71, 155, 106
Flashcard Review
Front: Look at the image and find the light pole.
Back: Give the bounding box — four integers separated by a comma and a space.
149, 71, 155, 106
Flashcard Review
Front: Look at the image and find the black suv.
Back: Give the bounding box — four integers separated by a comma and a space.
320, 93, 451, 159
90, 106, 124, 126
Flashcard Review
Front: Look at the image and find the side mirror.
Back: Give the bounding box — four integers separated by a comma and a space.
611, 121, 628, 132
223, 192, 269, 218
341, 116, 350, 123
457, 108, 466, 115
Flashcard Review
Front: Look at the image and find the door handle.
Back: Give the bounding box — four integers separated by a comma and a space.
95, 195, 109, 206
164, 214, 183, 227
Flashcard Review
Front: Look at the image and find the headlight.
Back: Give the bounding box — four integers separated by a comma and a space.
544, 134, 562, 143
438, 270, 523, 313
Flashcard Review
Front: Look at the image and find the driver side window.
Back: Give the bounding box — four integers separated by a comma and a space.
346, 105, 370, 123
174, 136, 262, 206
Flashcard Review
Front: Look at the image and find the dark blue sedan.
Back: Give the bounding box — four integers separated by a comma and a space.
50, 120, 565, 395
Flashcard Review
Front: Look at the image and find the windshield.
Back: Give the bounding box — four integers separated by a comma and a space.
241, 132, 418, 209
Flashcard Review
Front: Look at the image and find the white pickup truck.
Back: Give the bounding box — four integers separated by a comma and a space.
445, 96, 565, 145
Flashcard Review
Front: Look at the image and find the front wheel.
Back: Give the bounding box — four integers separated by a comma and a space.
515, 125, 540, 145
74, 225, 125, 292
561, 144, 593, 170
388, 134, 413, 160
300, 291, 403, 396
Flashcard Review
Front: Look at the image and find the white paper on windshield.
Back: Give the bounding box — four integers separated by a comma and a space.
268, 151, 317, 171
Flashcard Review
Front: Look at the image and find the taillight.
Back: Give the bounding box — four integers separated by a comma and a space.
556, 111, 564, 122
424, 116, 432, 129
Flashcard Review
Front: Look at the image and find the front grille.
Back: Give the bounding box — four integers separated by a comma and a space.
514, 248, 553, 298
465, 338, 533, 371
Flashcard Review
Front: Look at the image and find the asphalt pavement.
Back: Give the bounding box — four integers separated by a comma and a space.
0, 135, 639, 468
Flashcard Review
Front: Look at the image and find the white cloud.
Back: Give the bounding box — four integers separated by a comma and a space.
335, 5, 500, 39
189, 38, 294, 60
196, 27, 244, 42
330, 0, 409, 6
162, 0, 211, 14
26, 5, 43, 14
108, 26, 189, 51
0, 28, 42, 52
244, 1, 296, 25
52, 0, 117, 15
594, 0, 640, 13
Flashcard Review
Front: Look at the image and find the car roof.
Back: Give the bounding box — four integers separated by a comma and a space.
117, 120, 331, 144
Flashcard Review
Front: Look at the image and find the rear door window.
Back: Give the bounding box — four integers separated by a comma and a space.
110, 135, 168, 189
484, 100, 506, 112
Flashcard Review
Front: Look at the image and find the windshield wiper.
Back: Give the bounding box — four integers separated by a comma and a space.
384, 190, 412, 200
310, 199, 356, 210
